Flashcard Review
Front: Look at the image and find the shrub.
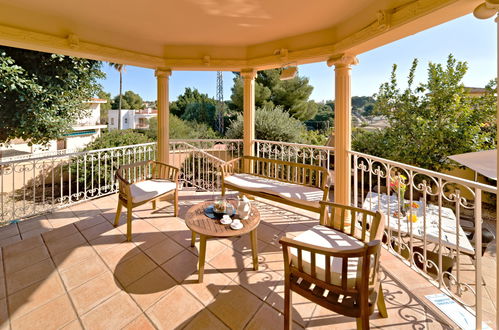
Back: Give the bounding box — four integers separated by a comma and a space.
85, 129, 151, 150
145, 115, 219, 140
225, 105, 305, 143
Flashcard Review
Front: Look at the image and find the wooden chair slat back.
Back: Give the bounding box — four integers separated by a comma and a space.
319, 201, 384, 243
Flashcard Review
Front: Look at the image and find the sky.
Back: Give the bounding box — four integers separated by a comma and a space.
98, 14, 497, 103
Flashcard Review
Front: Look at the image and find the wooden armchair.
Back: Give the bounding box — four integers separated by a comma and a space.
115, 160, 179, 241
279, 201, 387, 329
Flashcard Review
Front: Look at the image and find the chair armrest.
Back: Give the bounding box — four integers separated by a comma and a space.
115, 169, 131, 186
220, 157, 242, 177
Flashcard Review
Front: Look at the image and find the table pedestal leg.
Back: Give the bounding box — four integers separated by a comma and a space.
191, 231, 196, 247
250, 229, 258, 270
198, 235, 207, 283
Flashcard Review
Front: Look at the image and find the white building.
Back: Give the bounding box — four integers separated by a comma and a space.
0, 98, 107, 159
60, 98, 108, 150
108, 108, 157, 130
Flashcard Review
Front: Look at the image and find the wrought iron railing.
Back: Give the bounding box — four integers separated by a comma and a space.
0, 143, 157, 225
254, 139, 335, 170
169, 139, 242, 191
0, 140, 243, 225
351, 150, 496, 328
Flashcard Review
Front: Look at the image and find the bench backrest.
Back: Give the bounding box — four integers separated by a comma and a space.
223, 156, 329, 190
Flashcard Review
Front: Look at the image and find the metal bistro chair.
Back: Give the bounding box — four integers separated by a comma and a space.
115, 160, 179, 241
279, 201, 387, 330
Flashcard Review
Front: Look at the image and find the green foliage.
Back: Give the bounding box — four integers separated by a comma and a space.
111, 90, 144, 110
97, 90, 112, 124
170, 88, 216, 117
300, 129, 329, 146
230, 69, 317, 121
226, 105, 305, 142
145, 116, 219, 140
181, 102, 217, 129
351, 96, 375, 116
230, 76, 272, 111
353, 55, 496, 172
305, 101, 334, 131
0, 46, 104, 145
85, 129, 151, 150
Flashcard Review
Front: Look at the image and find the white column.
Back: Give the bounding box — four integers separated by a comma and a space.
155, 69, 172, 164
241, 69, 256, 171
327, 54, 358, 207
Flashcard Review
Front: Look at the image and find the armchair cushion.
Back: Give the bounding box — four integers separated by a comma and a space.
290, 225, 364, 287
224, 173, 323, 208
130, 179, 176, 203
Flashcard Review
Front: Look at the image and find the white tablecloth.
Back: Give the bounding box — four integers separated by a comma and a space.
362, 192, 474, 254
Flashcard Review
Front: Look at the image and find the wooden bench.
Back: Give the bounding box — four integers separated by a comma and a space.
115, 160, 179, 241
220, 156, 330, 213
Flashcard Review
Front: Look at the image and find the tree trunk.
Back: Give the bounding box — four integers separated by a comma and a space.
117, 71, 123, 130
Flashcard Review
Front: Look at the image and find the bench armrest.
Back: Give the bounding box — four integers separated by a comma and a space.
220, 157, 242, 177
152, 161, 179, 182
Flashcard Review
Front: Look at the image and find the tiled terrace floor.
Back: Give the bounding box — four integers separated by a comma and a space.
0, 191, 477, 329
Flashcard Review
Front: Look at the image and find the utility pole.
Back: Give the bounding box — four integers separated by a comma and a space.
216, 71, 224, 134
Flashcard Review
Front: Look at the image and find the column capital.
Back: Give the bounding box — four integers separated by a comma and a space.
241, 69, 257, 80
327, 54, 359, 68
155, 68, 172, 78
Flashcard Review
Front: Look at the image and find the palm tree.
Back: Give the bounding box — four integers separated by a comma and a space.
109, 63, 126, 129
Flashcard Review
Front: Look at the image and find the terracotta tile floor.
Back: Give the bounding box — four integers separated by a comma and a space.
0, 191, 490, 329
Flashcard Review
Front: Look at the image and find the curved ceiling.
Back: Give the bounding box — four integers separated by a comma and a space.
0, 0, 482, 70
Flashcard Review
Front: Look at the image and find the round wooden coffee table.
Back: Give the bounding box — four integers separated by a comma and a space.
185, 200, 260, 282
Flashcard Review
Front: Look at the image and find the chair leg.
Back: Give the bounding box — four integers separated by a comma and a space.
221, 185, 225, 196
152, 200, 156, 210
356, 314, 370, 330
126, 205, 133, 242
174, 191, 179, 217
114, 202, 122, 227
377, 284, 388, 318
284, 277, 292, 330
362, 314, 370, 330
356, 318, 362, 330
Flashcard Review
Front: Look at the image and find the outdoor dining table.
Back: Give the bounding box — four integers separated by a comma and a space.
362, 192, 475, 255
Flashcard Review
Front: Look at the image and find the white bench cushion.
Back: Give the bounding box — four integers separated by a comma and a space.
289, 225, 364, 288
130, 179, 176, 203
224, 173, 324, 208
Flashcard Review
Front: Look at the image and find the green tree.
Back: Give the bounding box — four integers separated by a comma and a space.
305, 101, 334, 131
351, 96, 375, 116
0, 46, 104, 145
229, 76, 272, 111
111, 90, 144, 110
85, 129, 151, 150
230, 69, 318, 121
353, 55, 496, 172
170, 88, 216, 117
226, 105, 305, 142
97, 90, 112, 124
145, 116, 219, 140
181, 102, 217, 129
109, 63, 125, 129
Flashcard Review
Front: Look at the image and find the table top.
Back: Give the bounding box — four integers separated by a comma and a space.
185, 200, 261, 237
362, 192, 474, 254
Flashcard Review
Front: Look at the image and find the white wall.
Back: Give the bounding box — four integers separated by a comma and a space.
108, 109, 136, 130
77, 103, 101, 126
65, 133, 98, 150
